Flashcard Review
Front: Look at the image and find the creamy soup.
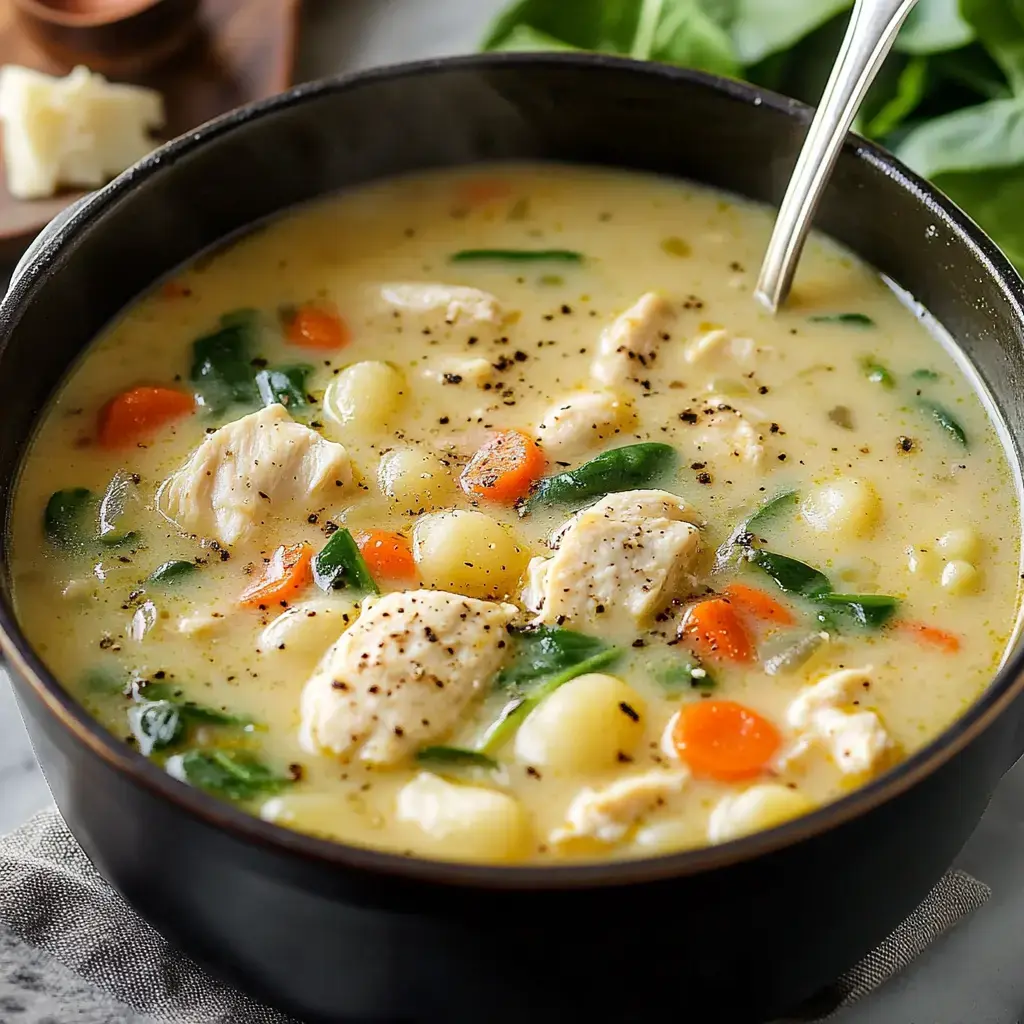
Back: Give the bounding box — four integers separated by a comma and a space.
10, 164, 1022, 863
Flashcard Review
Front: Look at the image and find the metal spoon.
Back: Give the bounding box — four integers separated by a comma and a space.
755, 0, 919, 312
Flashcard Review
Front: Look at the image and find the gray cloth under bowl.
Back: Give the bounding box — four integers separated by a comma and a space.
0, 809, 990, 1023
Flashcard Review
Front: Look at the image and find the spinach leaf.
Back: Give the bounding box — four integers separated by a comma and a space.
896, 0, 974, 55
860, 57, 929, 138
97, 469, 140, 546
128, 701, 186, 756
496, 625, 616, 694
527, 442, 677, 510
478, 627, 621, 754
255, 365, 313, 410
167, 750, 293, 802
911, 368, 941, 380
960, 0, 1024, 95
713, 488, 797, 570
190, 316, 260, 412
450, 248, 584, 263
749, 549, 832, 598
861, 357, 896, 388
654, 655, 715, 690
641, 0, 738, 75
128, 686, 253, 756
81, 666, 128, 695
919, 399, 968, 446
490, 24, 580, 50
729, 0, 851, 65
818, 593, 900, 628
746, 488, 799, 532
44, 488, 93, 549
147, 560, 198, 585
313, 528, 380, 595
482, 0, 738, 75
810, 312, 875, 326
416, 747, 498, 770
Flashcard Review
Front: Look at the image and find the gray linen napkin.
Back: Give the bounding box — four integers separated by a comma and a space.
0, 809, 991, 1024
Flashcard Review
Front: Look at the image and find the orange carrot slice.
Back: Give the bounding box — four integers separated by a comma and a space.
239, 542, 314, 609
681, 598, 755, 662
457, 178, 512, 206
97, 386, 195, 448
286, 304, 350, 350
460, 429, 545, 504
894, 620, 961, 654
673, 699, 781, 781
354, 530, 417, 582
160, 279, 191, 299
721, 583, 795, 626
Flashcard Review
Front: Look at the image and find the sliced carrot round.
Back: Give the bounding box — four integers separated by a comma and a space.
894, 620, 961, 653
721, 583, 795, 626
460, 429, 546, 504
354, 529, 417, 582
681, 598, 755, 662
239, 542, 314, 609
457, 177, 512, 206
97, 386, 195, 449
673, 699, 781, 781
286, 304, 350, 350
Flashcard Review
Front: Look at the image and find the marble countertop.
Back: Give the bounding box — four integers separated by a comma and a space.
2, 1, 1023, 1020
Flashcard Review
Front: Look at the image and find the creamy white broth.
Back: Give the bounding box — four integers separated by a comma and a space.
9, 163, 1021, 863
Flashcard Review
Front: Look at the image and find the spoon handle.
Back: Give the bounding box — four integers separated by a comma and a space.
755, 0, 919, 312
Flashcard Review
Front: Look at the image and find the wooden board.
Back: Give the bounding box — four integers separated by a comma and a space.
0, 0, 301, 264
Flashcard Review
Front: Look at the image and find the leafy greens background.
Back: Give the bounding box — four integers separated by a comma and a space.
481, 0, 1024, 271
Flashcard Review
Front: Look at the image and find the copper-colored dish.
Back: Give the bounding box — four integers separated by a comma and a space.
0, 0, 301, 266
13, 0, 200, 77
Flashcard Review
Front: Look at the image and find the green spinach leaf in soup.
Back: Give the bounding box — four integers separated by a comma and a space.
166, 750, 294, 802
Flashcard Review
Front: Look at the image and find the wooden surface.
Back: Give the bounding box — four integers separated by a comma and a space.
0, 0, 301, 263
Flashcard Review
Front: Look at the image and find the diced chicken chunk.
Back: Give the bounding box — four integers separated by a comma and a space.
536, 390, 633, 456
693, 395, 765, 466
591, 292, 675, 386
779, 666, 893, 775
299, 590, 517, 766
380, 282, 503, 324
159, 404, 352, 547
523, 489, 703, 632
683, 328, 760, 365
551, 770, 689, 845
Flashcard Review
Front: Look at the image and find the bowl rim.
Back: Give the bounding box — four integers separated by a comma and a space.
3, 50, 1024, 890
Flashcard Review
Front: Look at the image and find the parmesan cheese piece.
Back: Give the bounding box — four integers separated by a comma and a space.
0, 65, 164, 200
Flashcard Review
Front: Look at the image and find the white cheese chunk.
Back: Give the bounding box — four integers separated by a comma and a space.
0, 65, 163, 199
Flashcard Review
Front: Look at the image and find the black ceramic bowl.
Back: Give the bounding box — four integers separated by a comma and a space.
3, 54, 1024, 1024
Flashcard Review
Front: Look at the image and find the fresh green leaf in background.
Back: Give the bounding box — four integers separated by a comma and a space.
480, 0, 1024, 275
896, 0, 974, 55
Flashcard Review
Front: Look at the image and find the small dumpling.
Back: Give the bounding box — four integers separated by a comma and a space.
159, 404, 351, 546
396, 773, 531, 862
514, 672, 646, 772
258, 597, 361, 672
707, 784, 813, 843
299, 589, 517, 766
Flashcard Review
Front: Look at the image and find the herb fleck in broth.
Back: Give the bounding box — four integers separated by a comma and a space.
10, 164, 1021, 862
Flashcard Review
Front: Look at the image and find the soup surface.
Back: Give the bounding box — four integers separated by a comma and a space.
10, 164, 1022, 863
